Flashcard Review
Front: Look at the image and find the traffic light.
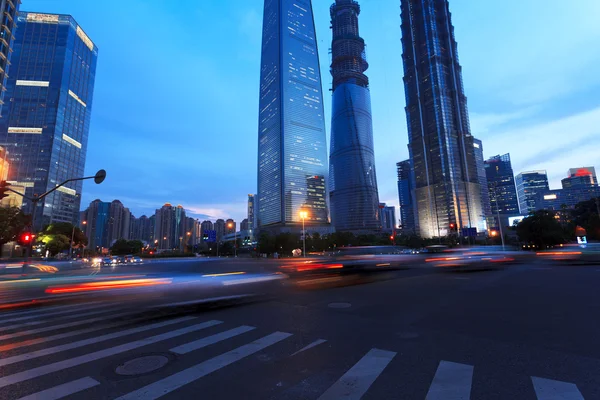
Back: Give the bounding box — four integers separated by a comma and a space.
0, 181, 9, 200
19, 232, 33, 245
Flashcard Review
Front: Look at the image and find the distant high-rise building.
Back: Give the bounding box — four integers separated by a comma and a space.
108, 200, 130, 244
154, 203, 186, 250
485, 154, 519, 218
214, 219, 225, 242
515, 171, 549, 214
0, 0, 20, 114
247, 194, 255, 233
400, 0, 484, 238
396, 160, 416, 233
257, 0, 329, 231
240, 218, 249, 232
328, 0, 380, 232
568, 167, 597, 185
473, 138, 492, 218
81, 199, 110, 249
561, 168, 599, 207
185, 217, 199, 247
129, 215, 153, 243
0, 12, 98, 231
379, 203, 397, 232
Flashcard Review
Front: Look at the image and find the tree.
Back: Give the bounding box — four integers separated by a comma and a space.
571, 197, 600, 240
43, 234, 71, 256
39, 222, 88, 248
111, 239, 144, 255
516, 210, 567, 249
0, 207, 29, 254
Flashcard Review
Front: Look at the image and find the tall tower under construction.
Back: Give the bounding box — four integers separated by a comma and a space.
328, 0, 380, 232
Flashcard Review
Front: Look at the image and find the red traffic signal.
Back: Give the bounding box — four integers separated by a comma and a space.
19, 232, 33, 245
0, 180, 9, 200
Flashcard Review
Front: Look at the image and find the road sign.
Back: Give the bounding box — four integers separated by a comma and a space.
206, 230, 217, 243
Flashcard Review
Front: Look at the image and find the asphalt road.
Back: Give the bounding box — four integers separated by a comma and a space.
0, 260, 599, 399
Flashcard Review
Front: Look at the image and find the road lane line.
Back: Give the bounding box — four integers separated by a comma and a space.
17, 376, 100, 400
531, 376, 584, 400
0, 310, 139, 341
0, 316, 200, 367
290, 339, 327, 356
425, 360, 473, 400
116, 331, 293, 400
318, 348, 396, 400
0, 304, 115, 332
0, 320, 223, 388
171, 325, 255, 354
0, 302, 106, 325
0, 302, 101, 319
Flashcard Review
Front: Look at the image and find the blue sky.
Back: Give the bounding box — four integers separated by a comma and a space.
24, 0, 600, 222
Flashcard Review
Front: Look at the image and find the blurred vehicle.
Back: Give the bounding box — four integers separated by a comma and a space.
425, 248, 520, 271
124, 255, 143, 264
100, 257, 115, 267
281, 246, 418, 275
536, 244, 600, 265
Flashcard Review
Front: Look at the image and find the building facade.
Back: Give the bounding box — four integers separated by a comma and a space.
561, 169, 599, 208
240, 218, 249, 232
154, 204, 186, 250
0, 0, 20, 114
214, 219, 225, 242
257, 0, 329, 231
400, 0, 484, 238
247, 194, 255, 233
379, 203, 397, 232
396, 160, 416, 233
328, 0, 380, 232
485, 154, 519, 216
200, 220, 213, 242
81, 199, 110, 250
0, 12, 98, 231
473, 138, 491, 219
515, 170, 549, 215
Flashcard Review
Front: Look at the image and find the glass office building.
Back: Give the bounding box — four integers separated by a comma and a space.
257, 0, 329, 230
328, 0, 380, 232
0, 12, 98, 231
0, 0, 20, 115
485, 154, 519, 216
473, 138, 491, 218
400, 0, 484, 238
515, 170, 549, 214
397, 159, 416, 233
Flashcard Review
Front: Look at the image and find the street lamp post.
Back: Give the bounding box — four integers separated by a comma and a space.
299, 210, 308, 257
227, 223, 236, 257
7, 170, 107, 272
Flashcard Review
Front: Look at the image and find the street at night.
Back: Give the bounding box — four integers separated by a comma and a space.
0, 258, 599, 399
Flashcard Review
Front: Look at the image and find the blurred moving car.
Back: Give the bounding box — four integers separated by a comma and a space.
124, 255, 143, 264
425, 248, 521, 271
536, 244, 600, 265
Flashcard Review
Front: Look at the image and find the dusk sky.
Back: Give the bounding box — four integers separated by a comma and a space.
23, 0, 600, 223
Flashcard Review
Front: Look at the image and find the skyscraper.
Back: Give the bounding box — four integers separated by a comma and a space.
247, 194, 255, 233
400, 0, 484, 238
473, 138, 492, 218
379, 203, 397, 232
515, 171, 549, 214
200, 220, 213, 242
81, 199, 110, 250
485, 154, 519, 216
257, 0, 329, 231
397, 160, 416, 233
328, 0, 380, 232
0, 0, 20, 114
154, 204, 186, 250
0, 12, 98, 231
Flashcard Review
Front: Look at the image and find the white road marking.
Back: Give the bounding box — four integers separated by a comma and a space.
0, 320, 222, 388
171, 325, 255, 354
531, 376, 585, 400
318, 348, 396, 400
115, 331, 293, 400
0, 304, 116, 332
0, 310, 137, 342
426, 360, 473, 400
17, 376, 100, 400
0, 316, 199, 367
290, 339, 327, 356
0, 302, 95, 319
0, 302, 105, 325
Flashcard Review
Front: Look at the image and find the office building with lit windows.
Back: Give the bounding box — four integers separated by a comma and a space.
400, 0, 484, 238
0, 12, 98, 231
257, 0, 330, 232
328, 0, 380, 232
0, 0, 20, 114
515, 170, 549, 215
397, 159, 416, 233
485, 154, 519, 216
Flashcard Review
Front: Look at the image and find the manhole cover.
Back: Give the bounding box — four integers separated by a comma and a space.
328, 302, 351, 309
115, 355, 169, 376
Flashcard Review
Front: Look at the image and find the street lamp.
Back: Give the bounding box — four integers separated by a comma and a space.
8, 169, 107, 270
227, 222, 236, 257
299, 210, 308, 257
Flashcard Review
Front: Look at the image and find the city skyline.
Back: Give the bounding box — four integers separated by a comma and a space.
13, 0, 600, 224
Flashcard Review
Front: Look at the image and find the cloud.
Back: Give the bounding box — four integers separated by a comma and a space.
480, 106, 600, 189
470, 107, 539, 135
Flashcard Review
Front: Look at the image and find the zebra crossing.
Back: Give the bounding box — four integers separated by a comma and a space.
0, 302, 590, 399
